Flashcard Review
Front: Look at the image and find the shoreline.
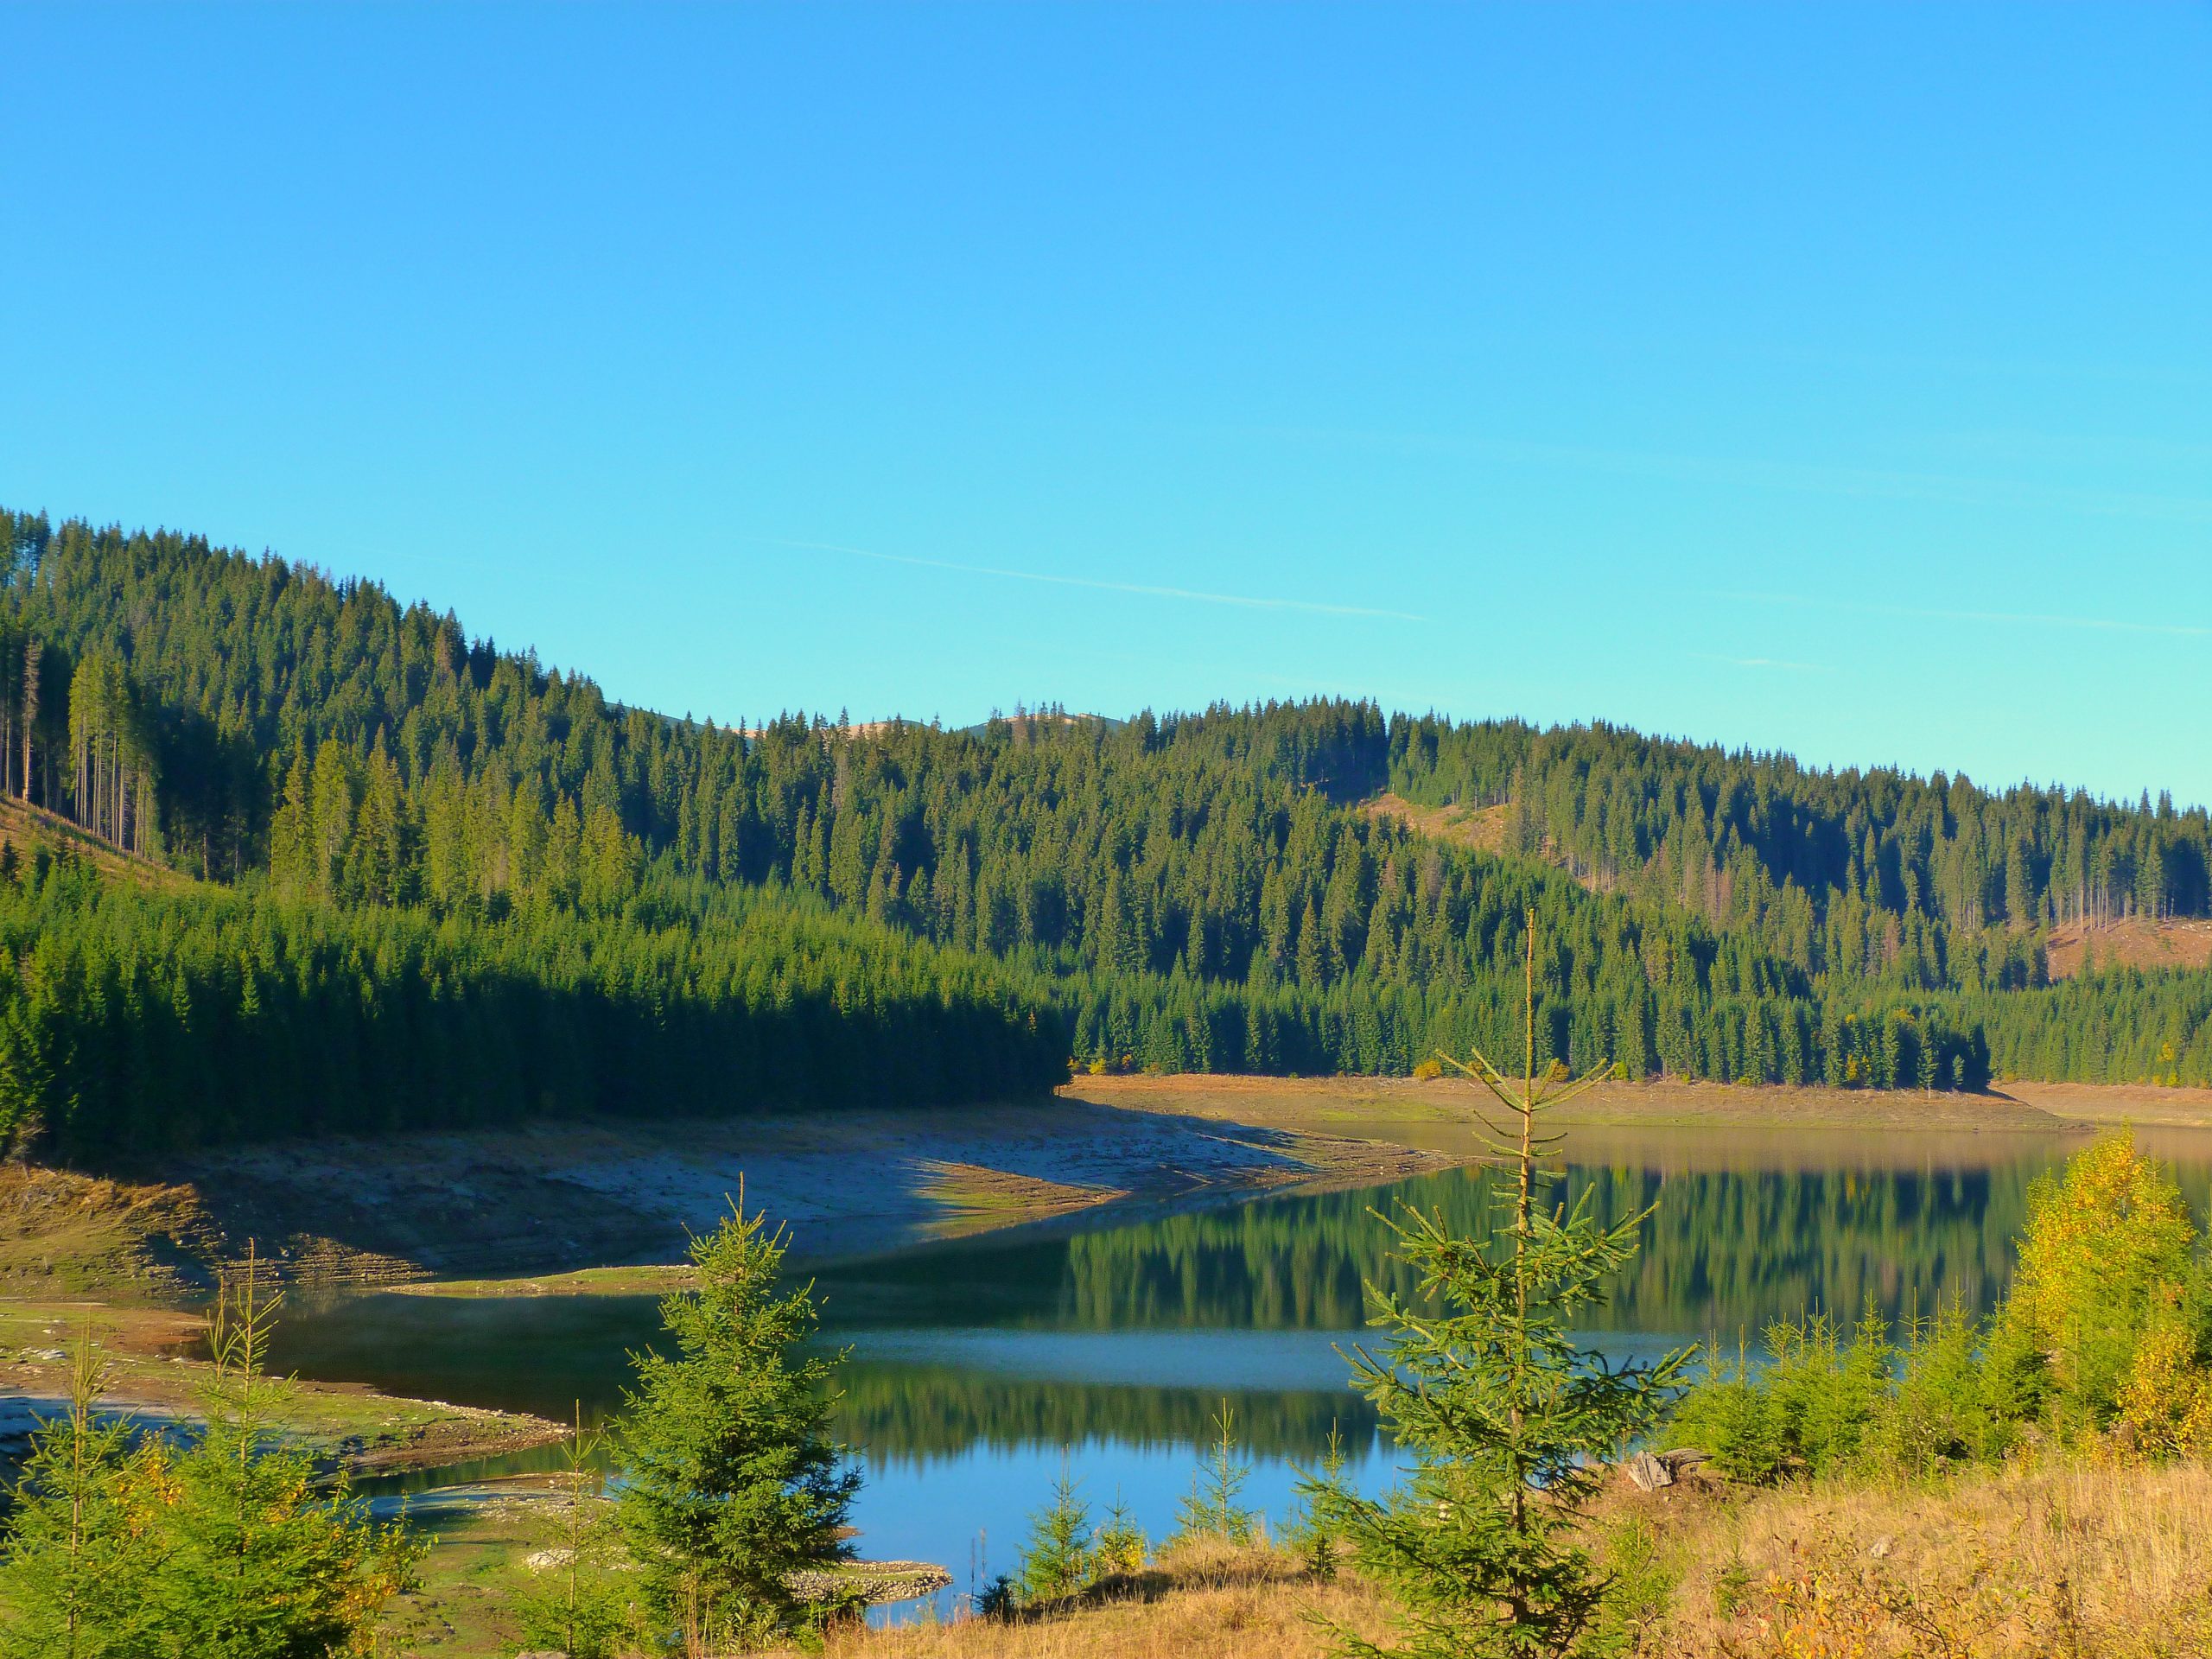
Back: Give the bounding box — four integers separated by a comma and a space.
10, 1077, 2211, 1313
0, 1093, 1448, 1457
0, 1092, 1448, 1305
10, 1076, 2212, 1630
1067, 1071, 2212, 1136
0, 1298, 565, 1477
6, 1075, 2209, 1458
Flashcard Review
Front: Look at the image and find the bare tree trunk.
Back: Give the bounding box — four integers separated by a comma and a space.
20, 639, 38, 807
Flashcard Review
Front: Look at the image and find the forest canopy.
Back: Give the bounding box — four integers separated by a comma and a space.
0, 506, 2207, 1163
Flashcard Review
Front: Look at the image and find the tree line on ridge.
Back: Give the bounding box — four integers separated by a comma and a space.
1, 505, 2209, 1166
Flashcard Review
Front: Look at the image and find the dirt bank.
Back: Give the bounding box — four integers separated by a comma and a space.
1069, 1074, 2212, 1173
0, 1098, 1442, 1301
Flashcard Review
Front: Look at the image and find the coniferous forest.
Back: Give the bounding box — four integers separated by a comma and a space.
3, 506, 2211, 1165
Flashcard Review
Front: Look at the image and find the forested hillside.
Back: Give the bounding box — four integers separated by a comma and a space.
1390, 717, 2212, 934
2, 506, 2209, 1164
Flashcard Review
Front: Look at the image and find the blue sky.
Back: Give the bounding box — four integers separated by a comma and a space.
4, 5, 2208, 801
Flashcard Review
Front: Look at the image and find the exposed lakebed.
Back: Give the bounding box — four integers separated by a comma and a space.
264, 1116, 2212, 1620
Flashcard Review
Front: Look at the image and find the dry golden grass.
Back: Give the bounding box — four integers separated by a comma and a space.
1357, 792, 1511, 855
792, 1460, 2212, 1659
0, 793, 183, 890
2044, 918, 2212, 982
1643, 1458, 2212, 1658
0, 1162, 219, 1298
803, 1539, 1393, 1659
1068, 1071, 2089, 1138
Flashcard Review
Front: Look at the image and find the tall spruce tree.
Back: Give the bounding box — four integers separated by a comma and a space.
1316, 913, 1692, 1659
615, 1198, 860, 1646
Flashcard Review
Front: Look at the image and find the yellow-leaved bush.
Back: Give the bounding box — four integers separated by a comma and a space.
2001, 1131, 2209, 1446
2113, 1294, 2212, 1458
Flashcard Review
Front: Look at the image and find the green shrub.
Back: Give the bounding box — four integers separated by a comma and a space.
1668, 1306, 1893, 1481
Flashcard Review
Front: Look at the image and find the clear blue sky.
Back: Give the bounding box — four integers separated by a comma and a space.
4, 5, 2208, 801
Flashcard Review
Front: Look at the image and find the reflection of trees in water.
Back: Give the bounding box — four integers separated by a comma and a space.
302, 1146, 2212, 1482
833, 1363, 1377, 1465
1048, 1159, 2097, 1336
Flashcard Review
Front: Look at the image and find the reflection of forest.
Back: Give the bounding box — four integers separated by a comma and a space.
834, 1363, 1377, 1465
304, 1135, 2212, 1483
824, 1146, 2212, 1342
1052, 1166, 2034, 1335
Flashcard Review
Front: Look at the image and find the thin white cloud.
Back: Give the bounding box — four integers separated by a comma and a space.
1689, 652, 1827, 672
762, 537, 1427, 623
1713, 590, 2212, 640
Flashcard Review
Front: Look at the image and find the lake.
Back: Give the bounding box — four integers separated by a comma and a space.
265, 1118, 2212, 1619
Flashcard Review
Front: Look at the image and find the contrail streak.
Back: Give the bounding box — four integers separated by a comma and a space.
765, 538, 1427, 622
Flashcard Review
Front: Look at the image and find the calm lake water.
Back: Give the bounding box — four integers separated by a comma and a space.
266, 1120, 2212, 1619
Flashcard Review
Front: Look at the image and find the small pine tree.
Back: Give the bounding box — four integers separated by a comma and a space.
616, 1198, 860, 1645
1014, 1455, 1096, 1605
1315, 914, 1692, 1659
0, 1328, 149, 1658
1092, 1491, 1147, 1579
150, 1249, 422, 1657
1172, 1401, 1259, 1547
1287, 1421, 1351, 1581
512, 1405, 630, 1659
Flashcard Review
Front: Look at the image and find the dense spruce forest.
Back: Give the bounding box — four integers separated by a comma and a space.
2, 506, 2209, 1163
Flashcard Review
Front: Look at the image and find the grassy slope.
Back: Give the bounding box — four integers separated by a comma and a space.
0, 794, 183, 890
1068, 1071, 2212, 1134
766, 1459, 2212, 1659
1357, 791, 1511, 855
0, 1165, 221, 1299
